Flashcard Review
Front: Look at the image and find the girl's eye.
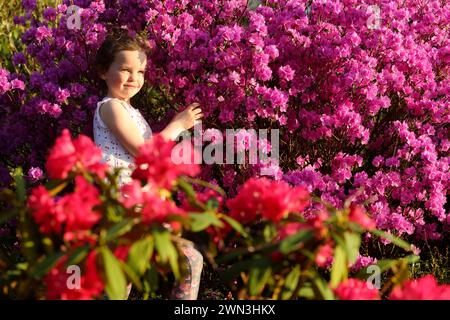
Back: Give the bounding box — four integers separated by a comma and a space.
121, 69, 130, 72
139, 71, 145, 74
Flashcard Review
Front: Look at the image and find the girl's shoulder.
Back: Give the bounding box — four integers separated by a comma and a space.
94, 96, 152, 138
97, 96, 135, 116
97, 96, 129, 109
95, 97, 134, 128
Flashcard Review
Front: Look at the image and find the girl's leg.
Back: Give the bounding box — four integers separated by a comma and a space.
126, 283, 132, 299
171, 244, 203, 300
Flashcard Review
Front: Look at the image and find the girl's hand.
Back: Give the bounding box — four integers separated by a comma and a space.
171, 103, 203, 131
159, 103, 203, 141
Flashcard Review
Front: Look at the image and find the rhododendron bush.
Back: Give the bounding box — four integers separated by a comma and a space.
0, 0, 448, 250
1, 131, 449, 300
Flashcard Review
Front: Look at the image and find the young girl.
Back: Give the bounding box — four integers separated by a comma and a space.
93, 29, 203, 300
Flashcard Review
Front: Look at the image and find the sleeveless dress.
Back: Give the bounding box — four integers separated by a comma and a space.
93, 96, 152, 186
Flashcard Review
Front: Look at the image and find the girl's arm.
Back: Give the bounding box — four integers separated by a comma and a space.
100, 101, 203, 156
159, 103, 203, 141
99, 100, 145, 157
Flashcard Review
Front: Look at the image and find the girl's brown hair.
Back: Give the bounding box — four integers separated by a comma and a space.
96, 28, 149, 75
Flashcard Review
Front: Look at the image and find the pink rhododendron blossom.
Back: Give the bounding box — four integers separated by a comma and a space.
334, 278, 380, 300
28, 185, 64, 234
120, 180, 187, 226
349, 204, 376, 230
10, 79, 25, 90
132, 135, 200, 189
315, 242, 334, 268
45, 251, 104, 300
46, 129, 108, 179
390, 275, 450, 300
35, 26, 52, 42
226, 177, 310, 223
28, 176, 101, 243
28, 167, 44, 181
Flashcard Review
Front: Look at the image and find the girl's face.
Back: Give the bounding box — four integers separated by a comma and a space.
100, 50, 147, 102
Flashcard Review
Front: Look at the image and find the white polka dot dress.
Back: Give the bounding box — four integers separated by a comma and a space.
93, 96, 152, 186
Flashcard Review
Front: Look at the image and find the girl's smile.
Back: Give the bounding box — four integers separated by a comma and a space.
100, 50, 147, 102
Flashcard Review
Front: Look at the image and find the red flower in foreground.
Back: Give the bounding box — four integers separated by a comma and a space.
114, 245, 131, 262
141, 191, 186, 225
28, 176, 101, 243
60, 176, 102, 232
46, 129, 108, 179
389, 275, 450, 300
45, 251, 104, 300
261, 184, 310, 222
132, 134, 200, 189
120, 180, 186, 225
334, 278, 380, 300
45, 129, 76, 179
226, 178, 310, 223
120, 179, 145, 208
349, 203, 376, 230
28, 185, 65, 234
63, 230, 97, 247
225, 178, 264, 223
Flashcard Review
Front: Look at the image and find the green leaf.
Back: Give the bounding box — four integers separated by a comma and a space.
298, 248, 316, 261
145, 263, 159, 293
153, 229, 179, 279
42, 237, 54, 255
30, 251, 65, 279
182, 177, 226, 197
279, 230, 313, 254
206, 198, 219, 210
370, 229, 412, 252
128, 236, 154, 276
330, 232, 346, 248
177, 178, 197, 198
105, 204, 126, 223
221, 215, 249, 238
263, 223, 275, 242
190, 212, 223, 232
403, 254, 420, 264
100, 247, 127, 300
311, 271, 335, 300
297, 285, 315, 299
65, 245, 90, 266
104, 218, 135, 242
248, 265, 272, 296
19, 208, 40, 262
13, 167, 26, 202
343, 232, 361, 265
44, 178, 66, 191
121, 261, 143, 291
47, 181, 69, 197
177, 178, 205, 210
281, 265, 301, 299
16, 262, 29, 271
330, 245, 347, 288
